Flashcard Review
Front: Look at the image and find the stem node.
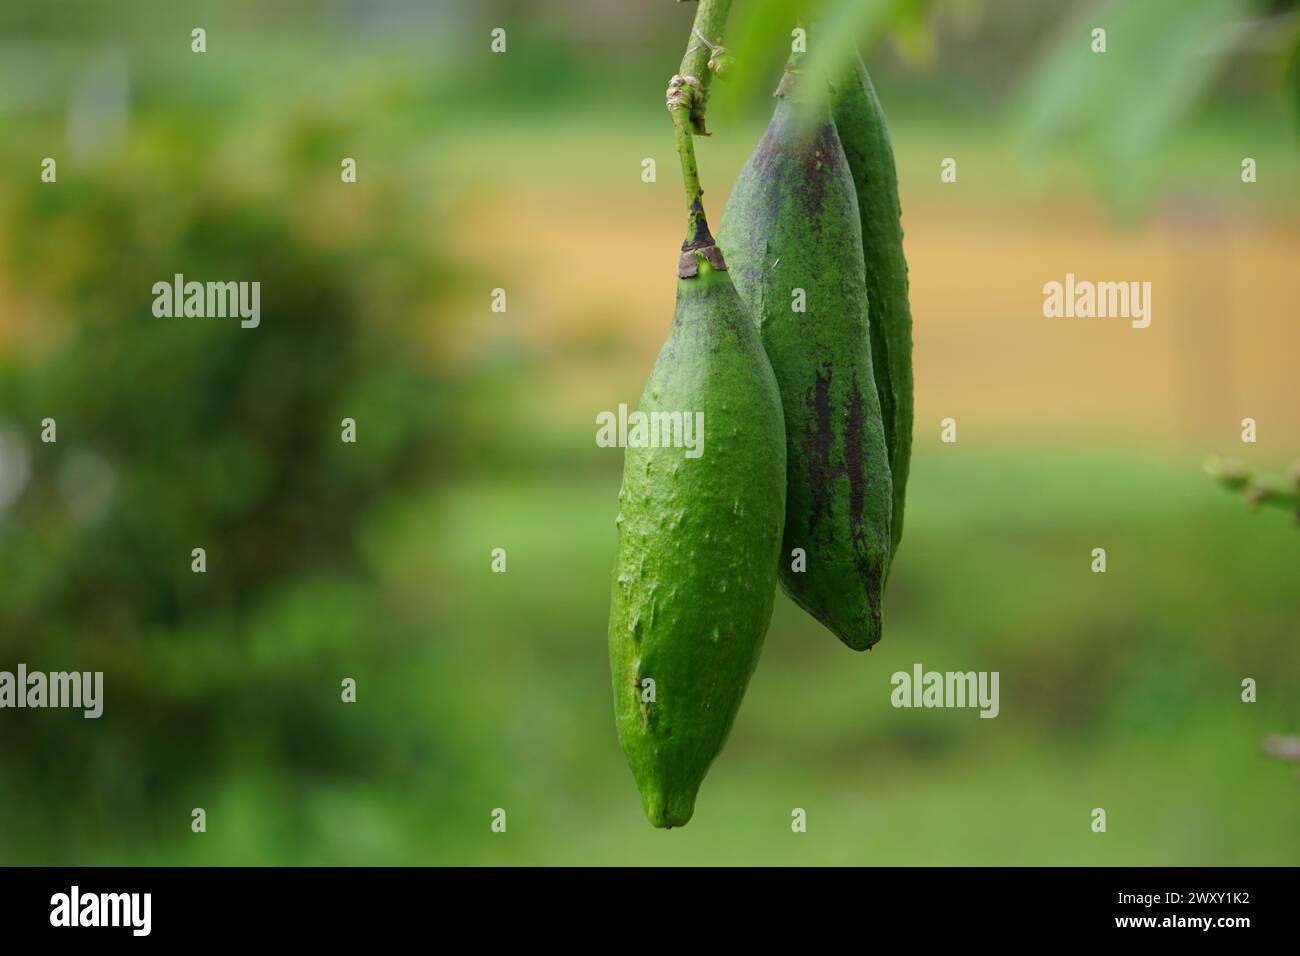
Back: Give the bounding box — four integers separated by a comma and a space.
669, 0, 733, 264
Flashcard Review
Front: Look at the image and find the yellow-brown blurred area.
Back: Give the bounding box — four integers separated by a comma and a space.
444, 129, 1300, 455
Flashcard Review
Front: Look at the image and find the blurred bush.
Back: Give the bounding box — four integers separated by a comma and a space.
0, 95, 452, 860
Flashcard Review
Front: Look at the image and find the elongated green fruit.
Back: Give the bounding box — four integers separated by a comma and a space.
717, 73, 892, 651
608, 255, 786, 828
832, 55, 914, 565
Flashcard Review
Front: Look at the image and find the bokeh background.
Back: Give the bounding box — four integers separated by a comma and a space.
0, 0, 1297, 865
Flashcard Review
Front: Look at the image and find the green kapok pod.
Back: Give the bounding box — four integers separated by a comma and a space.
718, 61, 893, 651
607, 254, 786, 828
833, 53, 914, 567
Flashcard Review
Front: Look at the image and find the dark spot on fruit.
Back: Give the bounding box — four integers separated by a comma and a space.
846, 377, 866, 528
857, 554, 882, 631
802, 363, 835, 534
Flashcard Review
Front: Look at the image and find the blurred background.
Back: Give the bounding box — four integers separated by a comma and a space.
0, 0, 1297, 865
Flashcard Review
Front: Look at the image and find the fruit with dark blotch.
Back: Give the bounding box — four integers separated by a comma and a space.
833, 54, 914, 567
718, 69, 892, 651
607, 256, 786, 828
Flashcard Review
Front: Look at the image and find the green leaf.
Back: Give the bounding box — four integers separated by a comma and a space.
1012, 0, 1255, 214
711, 0, 935, 121
801, 0, 896, 95
709, 0, 800, 122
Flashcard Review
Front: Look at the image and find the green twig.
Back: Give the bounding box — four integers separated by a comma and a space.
668, 0, 733, 275
1204, 456, 1300, 521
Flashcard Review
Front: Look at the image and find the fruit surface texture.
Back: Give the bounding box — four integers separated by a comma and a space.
833, 55, 915, 565
718, 80, 892, 651
608, 259, 786, 828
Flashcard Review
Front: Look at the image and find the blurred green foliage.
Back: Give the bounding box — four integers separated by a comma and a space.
1012, 0, 1270, 216
396, 451, 1300, 865
0, 66, 456, 861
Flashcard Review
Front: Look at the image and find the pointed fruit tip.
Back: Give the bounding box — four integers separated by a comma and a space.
642, 785, 697, 829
